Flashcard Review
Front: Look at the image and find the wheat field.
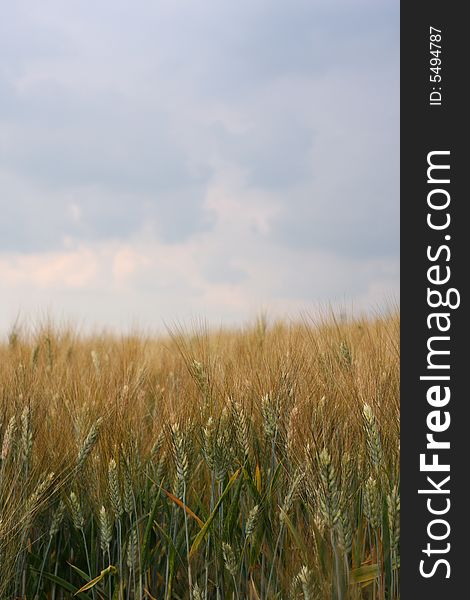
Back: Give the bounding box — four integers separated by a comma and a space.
0, 313, 399, 600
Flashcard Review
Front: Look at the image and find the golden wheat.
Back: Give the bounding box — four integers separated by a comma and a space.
0, 313, 399, 599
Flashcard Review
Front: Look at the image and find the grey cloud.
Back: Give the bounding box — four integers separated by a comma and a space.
211, 118, 314, 189
0, 0, 399, 329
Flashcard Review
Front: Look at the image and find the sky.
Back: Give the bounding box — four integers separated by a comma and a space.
0, 0, 399, 333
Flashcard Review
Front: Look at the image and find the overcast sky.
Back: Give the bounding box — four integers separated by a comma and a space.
0, 0, 399, 333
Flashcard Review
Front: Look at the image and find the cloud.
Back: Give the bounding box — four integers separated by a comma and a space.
0, 0, 399, 332
0, 166, 398, 332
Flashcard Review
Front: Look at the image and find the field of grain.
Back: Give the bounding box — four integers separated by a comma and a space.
0, 314, 399, 599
